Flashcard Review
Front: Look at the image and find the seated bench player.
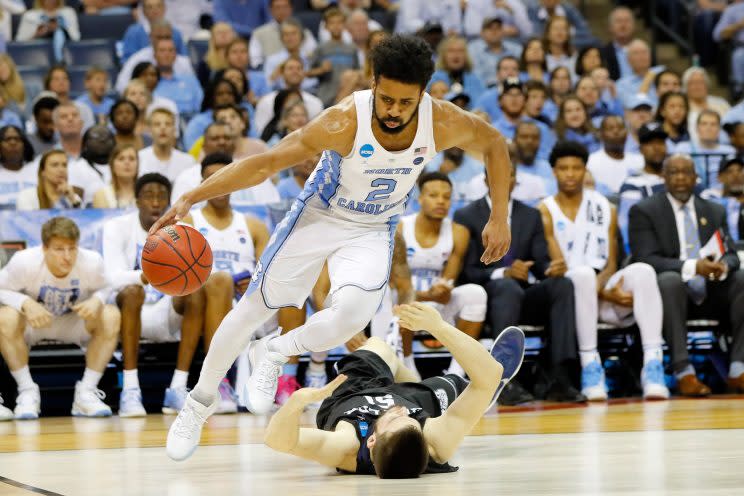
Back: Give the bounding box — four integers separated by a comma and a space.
538, 141, 669, 401
181, 153, 271, 412
0, 217, 120, 420
103, 173, 236, 417
262, 303, 524, 478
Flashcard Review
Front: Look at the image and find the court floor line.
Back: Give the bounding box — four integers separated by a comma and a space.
0, 475, 66, 496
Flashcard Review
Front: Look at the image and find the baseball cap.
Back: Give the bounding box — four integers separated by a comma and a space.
626, 93, 654, 111
499, 77, 524, 95
638, 122, 668, 144
482, 17, 504, 29
719, 156, 744, 174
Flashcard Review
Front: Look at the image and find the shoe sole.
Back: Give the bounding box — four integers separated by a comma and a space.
119, 411, 147, 418
15, 413, 39, 420
71, 409, 112, 417
487, 326, 526, 412
162, 407, 179, 414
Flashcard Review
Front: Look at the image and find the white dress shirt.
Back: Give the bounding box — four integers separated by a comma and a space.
666, 193, 701, 282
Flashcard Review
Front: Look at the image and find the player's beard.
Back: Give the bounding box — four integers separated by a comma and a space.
373, 106, 419, 135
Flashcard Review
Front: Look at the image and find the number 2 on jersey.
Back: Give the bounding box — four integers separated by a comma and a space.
364, 178, 398, 201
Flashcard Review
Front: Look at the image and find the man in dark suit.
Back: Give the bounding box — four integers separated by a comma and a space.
598, 6, 635, 80
454, 163, 585, 404
629, 154, 744, 396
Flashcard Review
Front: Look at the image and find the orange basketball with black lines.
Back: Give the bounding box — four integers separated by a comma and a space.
141, 224, 213, 296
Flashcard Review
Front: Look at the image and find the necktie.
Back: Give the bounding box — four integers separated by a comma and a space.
683, 205, 706, 304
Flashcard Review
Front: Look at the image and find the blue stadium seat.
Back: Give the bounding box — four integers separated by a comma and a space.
187, 39, 208, 69
296, 11, 322, 39
79, 14, 132, 40
17, 66, 46, 103
7, 41, 53, 67
64, 39, 117, 69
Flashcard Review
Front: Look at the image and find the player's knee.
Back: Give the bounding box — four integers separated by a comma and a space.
629, 262, 657, 284
459, 284, 488, 305
204, 272, 234, 300
332, 290, 379, 331
0, 306, 23, 337
100, 305, 121, 341
116, 285, 145, 310
569, 266, 596, 290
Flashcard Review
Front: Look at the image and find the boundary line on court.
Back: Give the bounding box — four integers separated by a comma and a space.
0, 475, 65, 496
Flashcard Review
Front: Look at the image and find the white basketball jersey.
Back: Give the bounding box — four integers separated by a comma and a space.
190, 209, 255, 276
543, 189, 611, 271
400, 214, 453, 292
301, 89, 437, 224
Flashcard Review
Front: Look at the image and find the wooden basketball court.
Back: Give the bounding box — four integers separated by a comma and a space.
1, 397, 743, 495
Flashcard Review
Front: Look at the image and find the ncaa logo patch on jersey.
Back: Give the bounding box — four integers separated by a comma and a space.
556, 220, 566, 231
413, 157, 424, 165
239, 237, 247, 244
360, 143, 375, 158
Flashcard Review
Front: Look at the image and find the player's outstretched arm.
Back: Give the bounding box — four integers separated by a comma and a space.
433, 101, 511, 265
264, 374, 359, 470
150, 102, 357, 234
395, 303, 503, 463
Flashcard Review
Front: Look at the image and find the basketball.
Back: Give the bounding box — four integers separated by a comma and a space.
140, 224, 213, 296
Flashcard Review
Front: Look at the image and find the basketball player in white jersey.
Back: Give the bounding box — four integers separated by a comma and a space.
104, 173, 236, 418
538, 141, 669, 401
155, 35, 511, 461
397, 171, 487, 378
181, 153, 270, 413
0, 217, 120, 419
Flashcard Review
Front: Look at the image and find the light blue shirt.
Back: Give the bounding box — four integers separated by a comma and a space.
467, 39, 522, 88
154, 73, 204, 116
517, 159, 557, 197
616, 72, 659, 108
75, 94, 115, 121
428, 70, 485, 107
277, 176, 302, 200
613, 42, 633, 80
723, 101, 744, 125
713, 3, 744, 43
425, 153, 485, 202
213, 0, 271, 38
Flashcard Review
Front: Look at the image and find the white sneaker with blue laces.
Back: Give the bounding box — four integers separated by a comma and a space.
642, 359, 670, 400
581, 361, 609, 401
72, 382, 112, 417
487, 326, 526, 411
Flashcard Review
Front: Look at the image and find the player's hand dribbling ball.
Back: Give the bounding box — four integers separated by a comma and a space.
141, 225, 213, 296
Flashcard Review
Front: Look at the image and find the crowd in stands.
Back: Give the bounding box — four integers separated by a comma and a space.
2, 0, 744, 419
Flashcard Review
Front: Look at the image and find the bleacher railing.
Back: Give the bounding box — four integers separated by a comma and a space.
649, 0, 697, 67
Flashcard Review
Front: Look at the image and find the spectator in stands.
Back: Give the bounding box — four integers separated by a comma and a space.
93, 144, 138, 208
683, 67, 731, 145
543, 16, 577, 78
467, 18, 522, 89
656, 91, 690, 147
519, 38, 549, 84
254, 57, 324, 137
574, 46, 602, 79
17, 149, 81, 210
308, 7, 359, 107
463, 0, 532, 40
263, 99, 307, 146
0, 54, 27, 113
524, 80, 552, 127
701, 156, 744, 226
349, 9, 376, 70
317, 3, 383, 45
0, 93, 21, 129
121, 0, 186, 63
575, 76, 621, 126
105, 173, 237, 417
249, 0, 318, 69
615, 39, 659, 108
52, 101, 83, 160
0, 125, 37, 208
75, 67, 115, 124
624, 93, 654, 153
68, 124, 117, 206
183, 78, 243, 151
395, 0, 462, 35
0, 217, 120, 419
674, 110, 734, 189
121, 81, 152, 143
196, 22, 237, 88
214, 0, 271, 40
528, 0, 591, 40
455, 163, 585, 404
590, 67, 624, 118
28, 95, 59, 156
474, 59, 521, 121
128, 64, 179, 122
713, 0, 744, 97
555, 96, 600, 153
226, 38, 271, 102
276, 155, 317, 200
539, 141, 670, 401
216, 67, 255, 113
429, 35, 485, 106
16, 0, 79, 62
629, 153, 744, 396
543, 66, 572, 123
212, 103, 266, 160
81, 0, 137, 16
0, 1, 25, 45
110, 99, 145, 150
638, 69, 681, 105
599, 6, 635, 81
513, 120, 555, 198
726, 121, 744, 155
172, 122, 235, 202
138, 107, 194, 183
44, 66, 94, 130
424, 147, 484, 202
116, 20, 195, 94
152, 38, 203, 117
618, 123, 668, 247
587, 115, 644, 195
264, 18, 318, 93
